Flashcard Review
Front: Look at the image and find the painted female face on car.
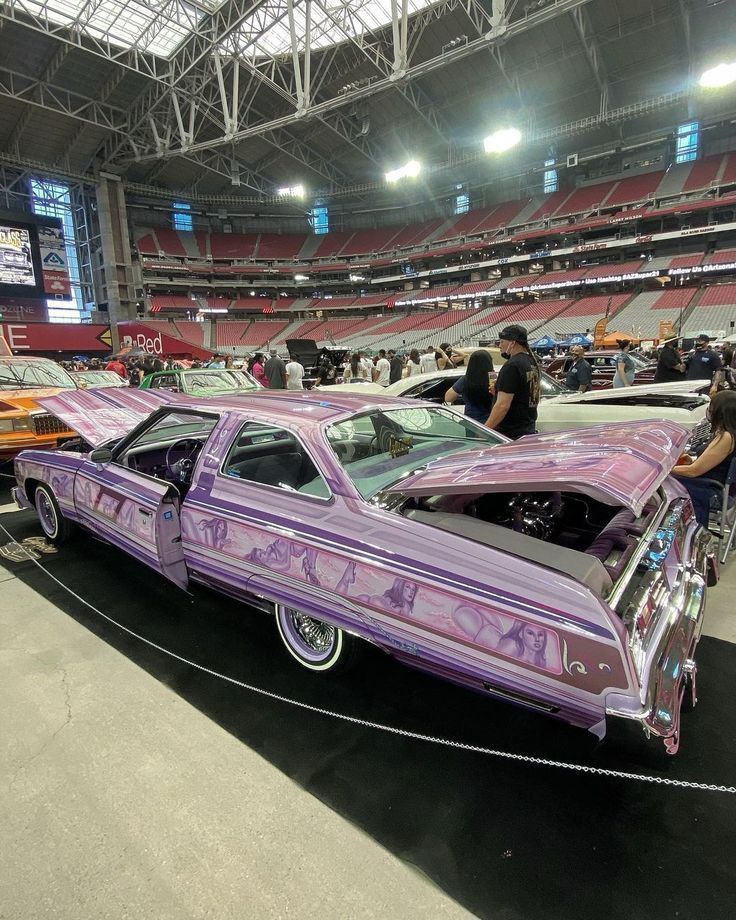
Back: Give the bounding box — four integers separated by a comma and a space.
403, 581, 418, 603
523, 626, 546, 653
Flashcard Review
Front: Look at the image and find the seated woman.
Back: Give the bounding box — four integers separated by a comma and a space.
444, 348, 494, 424
672, 390, 736, 527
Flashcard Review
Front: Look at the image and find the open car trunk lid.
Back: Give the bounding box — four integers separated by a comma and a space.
38, 389, 175, 447
386, 420, 689, 516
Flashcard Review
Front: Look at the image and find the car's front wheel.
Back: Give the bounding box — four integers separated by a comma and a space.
275, 605, 359, 673
34, 484, 74, 544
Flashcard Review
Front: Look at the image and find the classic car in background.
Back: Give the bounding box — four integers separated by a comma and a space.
329, 367, 712, 442
139, 367, 261, 396
0, 355, 76, 461
71, 370, 129, 389
13, 388, 715, 754
546, 350, 657, 389
284, 338, 349, 388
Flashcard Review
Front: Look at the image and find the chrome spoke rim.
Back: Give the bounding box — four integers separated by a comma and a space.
290, 612, 335, 653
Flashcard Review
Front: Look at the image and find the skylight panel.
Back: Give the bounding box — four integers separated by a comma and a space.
225, 0, 436, 59
20, 0, 208, 58
21, 0, 435, 60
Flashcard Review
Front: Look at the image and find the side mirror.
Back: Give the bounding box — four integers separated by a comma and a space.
89, 447, 113, 467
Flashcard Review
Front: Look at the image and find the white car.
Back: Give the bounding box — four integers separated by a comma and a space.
328, 368, 711, 442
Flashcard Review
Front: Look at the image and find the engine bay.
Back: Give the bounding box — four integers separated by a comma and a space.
402, 489, 659, 594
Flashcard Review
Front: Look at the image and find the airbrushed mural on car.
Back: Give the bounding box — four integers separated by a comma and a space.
182, 509, 628, 689
11, 387, 716, 754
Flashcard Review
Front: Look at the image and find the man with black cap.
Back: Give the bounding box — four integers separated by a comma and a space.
685, 334, 722, 382
654, 337, 685, 383
486, 324, 541, 438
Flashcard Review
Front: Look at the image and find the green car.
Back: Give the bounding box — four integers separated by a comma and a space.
139, 367, 261, 397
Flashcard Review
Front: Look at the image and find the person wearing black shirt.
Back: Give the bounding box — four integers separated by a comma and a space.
486, 324, 541, 439
564, 346, 593, 392
315, 354, 336, 386
686, 334, 722, 381
388, 349, 403, 384
654, 338, 685, 383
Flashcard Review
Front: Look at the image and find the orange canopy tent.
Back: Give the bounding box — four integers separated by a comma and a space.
598, 330, 641, 347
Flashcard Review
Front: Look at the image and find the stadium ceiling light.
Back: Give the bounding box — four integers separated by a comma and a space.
385, 160, 421, 183
483, 127, 522, 153
699, 62, 736, 89
277, 184, 305, 197
294, 273, 309, 282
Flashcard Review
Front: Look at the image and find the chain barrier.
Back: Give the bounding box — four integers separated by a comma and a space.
1, 519, 734, 796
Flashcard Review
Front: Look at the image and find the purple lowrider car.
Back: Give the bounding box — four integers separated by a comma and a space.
12, 388, 718, 754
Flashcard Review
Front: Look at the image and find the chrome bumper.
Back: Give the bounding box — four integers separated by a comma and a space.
606, 526, 714, 755
11, 485, 31, 510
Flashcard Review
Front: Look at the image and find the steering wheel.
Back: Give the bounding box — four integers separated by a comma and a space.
165, 438, 202, 484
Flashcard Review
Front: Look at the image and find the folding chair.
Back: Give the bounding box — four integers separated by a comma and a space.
705, 457, 736, 564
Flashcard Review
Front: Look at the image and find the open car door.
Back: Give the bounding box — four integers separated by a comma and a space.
73, 456, 188, 589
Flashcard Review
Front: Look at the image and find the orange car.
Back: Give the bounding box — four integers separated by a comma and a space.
0, 355, 77, 461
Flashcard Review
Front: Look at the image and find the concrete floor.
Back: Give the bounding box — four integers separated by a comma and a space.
1, 490, 734, 919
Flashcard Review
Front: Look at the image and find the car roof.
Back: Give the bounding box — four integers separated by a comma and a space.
173, 389, 427, 426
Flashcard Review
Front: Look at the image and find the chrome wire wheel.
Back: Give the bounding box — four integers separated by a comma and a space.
291, 612, 336, 654
275, 604, 358, 673
36, 488, 58, 539
33, 484, 74, 544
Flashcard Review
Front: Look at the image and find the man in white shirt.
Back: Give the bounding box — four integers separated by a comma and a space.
359, 351, 373, 380
373, 349, 391, 386
419, 346, 438, 374
285, 355, 305, 390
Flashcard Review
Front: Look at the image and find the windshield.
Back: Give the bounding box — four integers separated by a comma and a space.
631, 352, 652, 369
326, 406, 505, 500
185, 369, 259, 392
539, 371, 569, 397
0, 359, 76, 391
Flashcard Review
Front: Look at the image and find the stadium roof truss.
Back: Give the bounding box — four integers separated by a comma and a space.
0, 0, 724, 196
0, 0, 605, 189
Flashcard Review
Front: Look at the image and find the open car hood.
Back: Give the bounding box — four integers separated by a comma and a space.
38, 389, 174, 447
386, 421, 689, 516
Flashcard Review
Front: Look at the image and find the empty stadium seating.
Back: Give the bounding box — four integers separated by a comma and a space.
257, 234, 307, 260
210, 233, 258, 260
555, 182, 617, 217
683, 283, 736, 335
604, 172, 665, 208
150, 295, 197, 312
582, 260, 644, 280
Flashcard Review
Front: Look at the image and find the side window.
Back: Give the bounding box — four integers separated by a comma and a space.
407, 379, 451, 402
223, 422, 330, 499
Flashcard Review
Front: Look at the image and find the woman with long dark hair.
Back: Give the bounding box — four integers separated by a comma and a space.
342, 352, 365, 383
673, 390, 736, 527
404, 348, 422, 377
247, 352, 266, 384
444, 349, 495, 424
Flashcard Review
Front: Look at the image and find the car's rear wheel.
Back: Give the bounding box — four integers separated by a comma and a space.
275, 605, 359, 673
34, 484, 74, 544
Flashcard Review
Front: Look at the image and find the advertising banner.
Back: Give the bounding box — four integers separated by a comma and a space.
117, 322, 212, 359
0, 322, 111, 353
37, 223, 72, 298
0, 226, 36, 287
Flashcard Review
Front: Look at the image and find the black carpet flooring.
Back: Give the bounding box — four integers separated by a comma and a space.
2, 504, 736, 920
